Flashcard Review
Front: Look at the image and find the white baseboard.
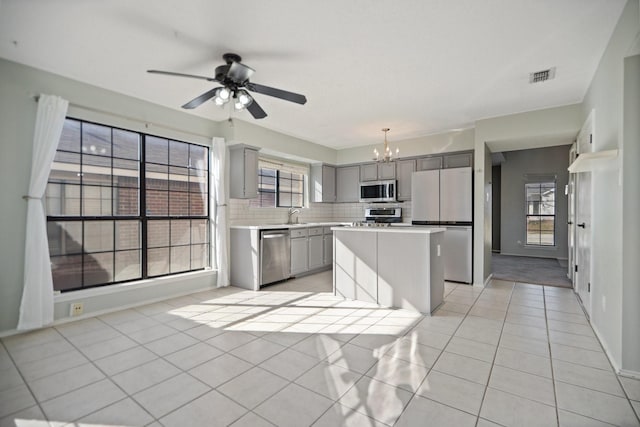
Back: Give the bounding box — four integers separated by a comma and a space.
474, 273, 493, 288
0, 284, 218, 339
618, 369, 640, 379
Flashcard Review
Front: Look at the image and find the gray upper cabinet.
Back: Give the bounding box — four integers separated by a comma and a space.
378, 162, 396, 180
396, 159, 416, 201
310, 164, 336, 202
229, 144, 259, 199
336, 165, 360, 202
443, 153, 473, 168
359, 163, 378, 181
360, 162, 396, 181
417, 156, 443, 171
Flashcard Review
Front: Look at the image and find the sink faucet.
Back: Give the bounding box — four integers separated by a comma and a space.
287, 208, 301, 224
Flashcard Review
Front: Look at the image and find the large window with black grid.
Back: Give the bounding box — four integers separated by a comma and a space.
45, 118, 210, 292
250, 158, 306, 208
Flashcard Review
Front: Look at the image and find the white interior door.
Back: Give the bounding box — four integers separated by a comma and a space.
567, 143, 577, 283
575, 113, 594, 315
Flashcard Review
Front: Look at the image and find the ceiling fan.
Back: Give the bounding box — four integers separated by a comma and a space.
147, 53, 307, 119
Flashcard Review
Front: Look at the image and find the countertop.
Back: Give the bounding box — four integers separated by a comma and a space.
230, 222, 350, 230
331, 226, 446, 234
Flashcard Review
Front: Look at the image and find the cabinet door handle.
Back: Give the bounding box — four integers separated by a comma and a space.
577, 223, 586, 228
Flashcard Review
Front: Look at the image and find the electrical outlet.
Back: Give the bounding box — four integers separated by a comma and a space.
70, 302, 84, 317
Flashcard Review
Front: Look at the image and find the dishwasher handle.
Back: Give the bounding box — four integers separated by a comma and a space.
262, 233, 289, 239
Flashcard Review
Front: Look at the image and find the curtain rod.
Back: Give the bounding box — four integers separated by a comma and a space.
32, 95, 218, 142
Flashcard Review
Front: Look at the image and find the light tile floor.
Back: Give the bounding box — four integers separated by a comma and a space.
1, 271, 639, 426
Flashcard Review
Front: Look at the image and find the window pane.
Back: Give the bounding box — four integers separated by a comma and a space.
113, 129, 140, 160
115, 220, 140, 250
82, 186, 112, 216
48, 221, 82, 256
171, 220, 191, 246
84, 221, 114, 253
190, 144, 208, 170
148, 247, 169, 276
59, 119, 81, 153
51, 152, 81, 185
146, 136, 168, 164
526, 216, 541, 245
191, 220, 208, 244
113, 187, 139, 216
84, 252, 113, 286
190, 196, 206, 216
169, 140, 189, 167
146, 190, 168, 216
146, 164, 168, 191
169, 192, 189, 216
169, 166, 189, 191
148, 220, 169, 248
115, 250, 141, 282
46, 183, 81, 216
291, 194, 303, 208
278, 192, 292, 207
540, 217, 555, 246
51, 255, 83, 291
191, 244, 209, 269
82, 155, 111, 187
189, 168, 208, 193
279, 178, 292, 193
170, 246, 191, 273
113, 159, 139, 188
82, 123, 111, 157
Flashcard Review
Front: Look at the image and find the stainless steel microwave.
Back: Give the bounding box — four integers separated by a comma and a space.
359, 180, 396, 203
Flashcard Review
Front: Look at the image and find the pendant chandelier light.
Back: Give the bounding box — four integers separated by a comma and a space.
373, 128, 399, 163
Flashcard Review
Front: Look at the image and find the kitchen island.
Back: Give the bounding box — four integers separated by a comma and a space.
332, 226, 446, 314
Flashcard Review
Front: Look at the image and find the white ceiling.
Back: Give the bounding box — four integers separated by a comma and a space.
0, 0, 626, 149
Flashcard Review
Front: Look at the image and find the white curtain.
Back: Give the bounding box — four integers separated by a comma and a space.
18, 95, 69, 330
212, 137, 229, 287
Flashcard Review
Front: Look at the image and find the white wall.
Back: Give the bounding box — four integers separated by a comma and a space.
580, 0, 639, 373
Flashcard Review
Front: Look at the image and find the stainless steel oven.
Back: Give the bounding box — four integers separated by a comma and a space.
365, 206, 402, 223
359, 180, 396, 203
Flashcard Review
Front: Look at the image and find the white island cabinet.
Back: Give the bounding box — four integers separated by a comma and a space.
332, 227, 445, 314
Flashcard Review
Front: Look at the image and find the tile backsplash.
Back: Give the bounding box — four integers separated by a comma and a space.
229, 199, 412, 225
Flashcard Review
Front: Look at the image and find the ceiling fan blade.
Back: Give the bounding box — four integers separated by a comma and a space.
147, 70, 218, 82
181, 88, 220, 109
227, 61, 255, 83
246, 98, 267, 119
245, 82, 307, 105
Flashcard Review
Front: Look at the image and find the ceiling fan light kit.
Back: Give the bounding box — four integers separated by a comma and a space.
148, 53, 306, 120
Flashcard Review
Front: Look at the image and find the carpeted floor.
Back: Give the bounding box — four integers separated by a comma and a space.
491, 253, 573, 288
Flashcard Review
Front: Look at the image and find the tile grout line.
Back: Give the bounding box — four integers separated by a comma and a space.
0, 339, 48, 421
473, 280, 516, 427
543, 285, 561, 427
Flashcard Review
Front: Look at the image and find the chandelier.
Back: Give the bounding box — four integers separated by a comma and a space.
373, 128, 399, 163
211, 87, 254, 112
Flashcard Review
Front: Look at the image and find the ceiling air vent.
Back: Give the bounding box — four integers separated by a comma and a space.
529, 67, 556, 83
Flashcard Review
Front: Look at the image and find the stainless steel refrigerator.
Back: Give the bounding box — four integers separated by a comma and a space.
411, 167, 473, 283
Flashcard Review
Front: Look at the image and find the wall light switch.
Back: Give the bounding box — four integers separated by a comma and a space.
437, 244, 441, 256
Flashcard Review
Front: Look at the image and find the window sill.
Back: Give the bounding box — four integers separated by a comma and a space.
54, 269, 216, 303
523, 245, 557, 250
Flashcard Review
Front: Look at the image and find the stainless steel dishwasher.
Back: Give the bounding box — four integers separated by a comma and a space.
260, 229, 291, 286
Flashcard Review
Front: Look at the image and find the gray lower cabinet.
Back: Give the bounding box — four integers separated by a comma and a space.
396, 159, 416, 201
323, 233, 332, 266
290, 230, 308, 275
308, 235, 324, 270
336, 165, 360, 202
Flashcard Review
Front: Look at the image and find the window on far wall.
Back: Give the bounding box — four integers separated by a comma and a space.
250, 158, 306, 208
525, 181, 556, 246
45, 118, 210, 292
